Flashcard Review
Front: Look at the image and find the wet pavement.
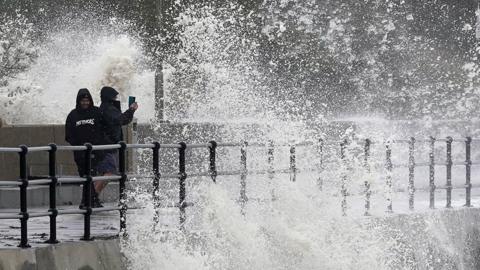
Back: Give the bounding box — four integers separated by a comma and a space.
0, 203, 121, 248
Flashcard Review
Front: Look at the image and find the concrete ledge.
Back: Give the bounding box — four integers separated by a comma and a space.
0, 239, 126, 270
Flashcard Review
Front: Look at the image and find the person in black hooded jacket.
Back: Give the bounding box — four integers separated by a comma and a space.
65, 88, 107, 208
96, 86, 138, 196
99, 86, 137, 144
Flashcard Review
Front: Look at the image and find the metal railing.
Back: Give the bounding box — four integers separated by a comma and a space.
0, 137, 479, 248
336, 137, 478, 216
0, 143, 130, 248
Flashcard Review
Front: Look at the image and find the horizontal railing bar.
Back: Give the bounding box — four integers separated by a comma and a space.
28, 179, 52, 185
56, 145, 87, 151
29, 212, 52, 218
391, 139, 410, 143
405, 186, 428, 192
0, 209, 21, 213
91, 206, 121, 213
393, 163, 409, 168
126, 178, 160, 184
452, 162, 468, 166
160, 173, 180, 179
216, 142, 317, 148
127, 205, 145, 210
295, 141, 315, 146
0, 213, 21, 219
435, 162, 448, 166
57, 177, 86, 184
216, 142, 242, 147
175, 202, 194, 208
296, 168, 321, 173
451, 138, 468, 142
0, 181, 21, 186
91, 144, 121, 150
92, 176, 122, 182
127, 174, 154, 179
247, 142, 268, 147
153, 167, 322, 180
435, 184, 470, 190
127, 144, 155, 149
187, 143, 211, 149
248, 169, 289, 175
188, 172, 210, 177
415, 162, 430, 167
28, 146, 52, 152
0, 147, 22, 153
159, 144, 181, 149
217, 170, 243, 176
4, 138, 480, 153
57, 209, 87, 215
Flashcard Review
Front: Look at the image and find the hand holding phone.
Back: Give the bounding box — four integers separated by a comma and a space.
128, 96, 138, 111
128, 96, 136, 106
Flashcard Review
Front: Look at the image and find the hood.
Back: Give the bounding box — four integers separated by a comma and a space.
100, 86, 119, 103
76, 88, 94, 109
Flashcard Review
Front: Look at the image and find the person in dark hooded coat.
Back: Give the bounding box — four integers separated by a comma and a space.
65, 88, 107, 208
96, 86, 138, 196
99, 86, 137, 144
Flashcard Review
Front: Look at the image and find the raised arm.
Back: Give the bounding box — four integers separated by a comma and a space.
120, 108, 135, 125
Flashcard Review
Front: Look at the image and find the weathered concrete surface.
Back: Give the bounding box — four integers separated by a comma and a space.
0, 239, 126, 270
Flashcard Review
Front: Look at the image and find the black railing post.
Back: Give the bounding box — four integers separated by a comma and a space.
18, 145, 30, 248
318, 138, 324, 190
385, 141, 393, 213
364, 139, 371, 216
429, 137, 436, 209
408, 137, 415, 211
81, 143, 93, 241
465, 137, 472, 207
340, 140, 347, 216
47, 143, 59, 244
118, 141, 128, 235
152, 141, 161, 226
240, 141, 248, 215
267, 140, 275, 200
209, 141, 217, 183
290, 145, 296, 182
178, 142, 187, 231
446, 137, 453, 208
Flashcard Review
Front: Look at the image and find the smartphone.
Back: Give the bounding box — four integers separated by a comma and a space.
128, 96, 136, 106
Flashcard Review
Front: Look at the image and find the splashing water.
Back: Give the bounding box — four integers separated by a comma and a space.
0, 15, 154, 124
1, 1, 480, 269
124, 179, 398, 270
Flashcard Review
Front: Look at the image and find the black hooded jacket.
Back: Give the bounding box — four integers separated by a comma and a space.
65, 88, 107, 174
99, 87, 134, 144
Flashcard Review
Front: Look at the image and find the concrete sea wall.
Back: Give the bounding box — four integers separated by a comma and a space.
0, 239, 125, 270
